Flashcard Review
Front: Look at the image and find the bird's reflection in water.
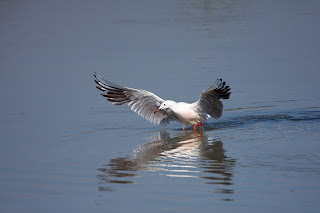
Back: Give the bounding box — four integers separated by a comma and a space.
98, 130, 236, 197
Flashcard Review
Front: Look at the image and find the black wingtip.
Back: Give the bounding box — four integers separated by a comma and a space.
96, 86, 106, 91
213, 78, 231, 99
94, 79, 100, 86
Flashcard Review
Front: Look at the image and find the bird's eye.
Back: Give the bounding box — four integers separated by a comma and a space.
164, 104, 166, 106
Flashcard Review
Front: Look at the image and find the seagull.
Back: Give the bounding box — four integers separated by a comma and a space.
94, 73, 231, 131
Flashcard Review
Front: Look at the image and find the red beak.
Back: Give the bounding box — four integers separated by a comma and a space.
154, 108, 161, 114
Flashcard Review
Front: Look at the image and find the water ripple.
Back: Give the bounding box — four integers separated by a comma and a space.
205, 110, 320, 130
97, 110, 320, 194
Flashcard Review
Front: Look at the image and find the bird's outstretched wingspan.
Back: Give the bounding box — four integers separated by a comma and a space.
94, 73, 178, 126
194, 79, 231, 119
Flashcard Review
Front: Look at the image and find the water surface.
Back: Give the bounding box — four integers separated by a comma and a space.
1, 0, 320, 212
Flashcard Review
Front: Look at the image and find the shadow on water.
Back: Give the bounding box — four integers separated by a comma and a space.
97, 130, 236, 196
96, 110, 320, 193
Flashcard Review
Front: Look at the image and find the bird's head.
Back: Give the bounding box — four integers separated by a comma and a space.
154, 100, 173, 114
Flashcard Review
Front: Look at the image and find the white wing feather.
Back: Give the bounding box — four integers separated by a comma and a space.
94, 73, 178, 126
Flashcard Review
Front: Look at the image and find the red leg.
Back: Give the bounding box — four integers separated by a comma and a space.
194, 122, 203, 132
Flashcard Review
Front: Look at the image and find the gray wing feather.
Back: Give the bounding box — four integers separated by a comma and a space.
195, 79, 231, 119
94, 73, 177, 126
159, 109, 179, 126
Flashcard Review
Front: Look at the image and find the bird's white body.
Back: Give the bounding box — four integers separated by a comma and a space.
158, 101, 203, 128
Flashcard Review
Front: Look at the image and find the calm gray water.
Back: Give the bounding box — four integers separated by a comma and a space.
1, 0, 320, 212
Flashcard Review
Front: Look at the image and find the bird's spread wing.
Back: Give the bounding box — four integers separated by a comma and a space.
194, 79, 231, 119
94, 73, 178, 126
